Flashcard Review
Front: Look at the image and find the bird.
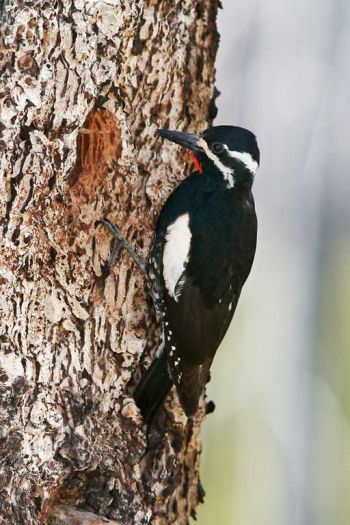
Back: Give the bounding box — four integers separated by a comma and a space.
103, 125, 260, 423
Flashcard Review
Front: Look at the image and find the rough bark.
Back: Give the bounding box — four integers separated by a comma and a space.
48, 505, 123, 525
0, 1, 219, 524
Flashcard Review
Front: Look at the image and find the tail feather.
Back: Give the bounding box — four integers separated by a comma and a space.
175, 358, 213, 417
133, 349, 173, 424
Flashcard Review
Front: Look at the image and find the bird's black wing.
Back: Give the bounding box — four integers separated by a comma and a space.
165, 188, 257, 364
148, 176, 257, 416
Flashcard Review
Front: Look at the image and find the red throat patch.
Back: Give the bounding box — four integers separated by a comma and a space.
188, 151, 203, 173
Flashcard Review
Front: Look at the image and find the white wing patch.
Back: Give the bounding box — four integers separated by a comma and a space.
228, 150, 258, 175
198, 138, 235, 188
163, 213, 191, 301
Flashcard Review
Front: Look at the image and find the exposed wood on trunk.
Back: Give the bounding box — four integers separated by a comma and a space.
0, 1, 219, 524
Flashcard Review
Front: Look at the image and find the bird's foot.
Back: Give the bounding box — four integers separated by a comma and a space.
98, 218, 145, 271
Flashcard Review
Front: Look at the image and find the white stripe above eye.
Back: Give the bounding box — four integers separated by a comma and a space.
163, 213, 191, 301
228, 150, 258, 175
198, 138, 234, 188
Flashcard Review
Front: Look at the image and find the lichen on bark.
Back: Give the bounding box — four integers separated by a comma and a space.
0, 1, 219, 524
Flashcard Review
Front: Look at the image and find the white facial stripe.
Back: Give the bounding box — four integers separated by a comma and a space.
198, 138, 234, 188
163, 213, 191, 301
228, 150, 258, 175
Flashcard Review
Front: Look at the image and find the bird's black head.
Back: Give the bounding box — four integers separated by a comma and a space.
158, 125, 260, 189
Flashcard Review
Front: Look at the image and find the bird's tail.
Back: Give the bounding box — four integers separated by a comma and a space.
133, 348, 173, 424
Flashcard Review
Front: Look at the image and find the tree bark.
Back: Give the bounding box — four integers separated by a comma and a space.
0, 1, 219, 524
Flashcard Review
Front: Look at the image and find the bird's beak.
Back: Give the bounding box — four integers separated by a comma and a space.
158, 129, 202, 152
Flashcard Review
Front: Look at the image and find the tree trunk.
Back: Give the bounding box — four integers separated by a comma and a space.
0, 1, 219, 524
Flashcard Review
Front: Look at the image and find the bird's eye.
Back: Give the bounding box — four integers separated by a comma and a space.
211, 142, 224, 154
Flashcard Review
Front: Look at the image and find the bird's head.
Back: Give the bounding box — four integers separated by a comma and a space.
158, 125, 260, 189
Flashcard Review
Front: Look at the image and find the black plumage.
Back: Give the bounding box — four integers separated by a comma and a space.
134, 125, 260, 422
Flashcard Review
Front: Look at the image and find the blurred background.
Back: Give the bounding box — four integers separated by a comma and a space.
196, 1, 350, 524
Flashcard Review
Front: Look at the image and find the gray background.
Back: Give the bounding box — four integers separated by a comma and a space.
197, 1, 350, 524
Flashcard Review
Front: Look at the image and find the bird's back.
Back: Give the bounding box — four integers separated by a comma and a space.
160, 175, 257, 364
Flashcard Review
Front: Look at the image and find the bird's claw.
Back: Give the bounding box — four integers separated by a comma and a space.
97, 218, 145, 271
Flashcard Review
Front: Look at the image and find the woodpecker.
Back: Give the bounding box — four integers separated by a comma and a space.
103, 125, 260, 423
